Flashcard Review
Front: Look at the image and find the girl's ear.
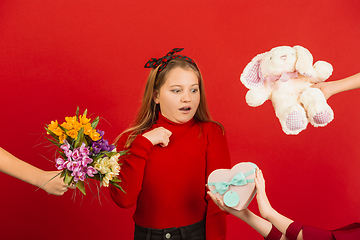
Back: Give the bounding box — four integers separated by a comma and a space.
153, 91, 159, 104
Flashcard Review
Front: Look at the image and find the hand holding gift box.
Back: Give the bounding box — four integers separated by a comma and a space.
207, 162, 258, 211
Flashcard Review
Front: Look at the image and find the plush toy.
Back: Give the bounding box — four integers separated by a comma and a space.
240, 45, 334, 135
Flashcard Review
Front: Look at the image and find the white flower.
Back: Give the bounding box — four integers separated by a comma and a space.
94, 153, 121, 187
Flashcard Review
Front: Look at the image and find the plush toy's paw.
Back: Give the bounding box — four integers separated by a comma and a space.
286, 111, 307, 133
313, 61, 333, 82
278, 105, 308, 135
245, 88, 271, 107
300, 88, 334, 127
313, 111, 332, 125
307, 104, 334, 127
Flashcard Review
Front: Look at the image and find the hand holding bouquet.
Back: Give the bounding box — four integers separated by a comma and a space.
45, 107, 126, 195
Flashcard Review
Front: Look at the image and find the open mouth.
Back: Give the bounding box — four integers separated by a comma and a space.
179, 106, 191, 112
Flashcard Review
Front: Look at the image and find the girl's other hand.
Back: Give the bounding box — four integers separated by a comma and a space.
142, 127, 172, 147
255, 169, 274, 220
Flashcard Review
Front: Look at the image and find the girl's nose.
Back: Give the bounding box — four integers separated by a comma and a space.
181, 92, 191, 102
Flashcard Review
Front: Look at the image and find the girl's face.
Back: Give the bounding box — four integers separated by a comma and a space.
154, 67, 200, 124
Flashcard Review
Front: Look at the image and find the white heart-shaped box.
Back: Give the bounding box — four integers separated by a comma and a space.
207, 162, 257, 211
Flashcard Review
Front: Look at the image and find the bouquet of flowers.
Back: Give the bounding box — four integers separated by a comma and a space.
45, 107, 126, 195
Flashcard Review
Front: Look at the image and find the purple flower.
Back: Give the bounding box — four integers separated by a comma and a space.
79, 142, 90, 156
55, 157, 66, 170
72, 169, 86, 182
92, 140, 103, 154
81, 156, 93, 166
60, 140, 70, 151
97, 129, 105, 137
71, 149, 81, 161
86, 166, 98, 177
64, 149, 73, 158
91, 138, 115, 154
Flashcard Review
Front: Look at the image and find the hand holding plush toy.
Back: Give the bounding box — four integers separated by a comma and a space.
240, 45, 334, 135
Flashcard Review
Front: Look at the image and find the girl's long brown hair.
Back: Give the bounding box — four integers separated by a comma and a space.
115, 58, 222, 148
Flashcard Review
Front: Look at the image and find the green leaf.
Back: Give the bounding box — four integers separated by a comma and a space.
44, 136, 60, 146
57, 150, 66, 159
83, 109, 88, 117
119, 150, 129, 156
111, 177, 121, 183
74, 127, 85, 148
110, 182, 126, 194
76, 106, 80, 121
91, 116, 99, 129
58, 124, 68, 133
90, 175, 101, 181
103, 151, 118, 158
64, 171, 73, 185
44, 127, 59, 141
76, 181, 86, 195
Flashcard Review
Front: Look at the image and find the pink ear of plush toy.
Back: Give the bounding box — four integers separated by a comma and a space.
207, 162, 258, 211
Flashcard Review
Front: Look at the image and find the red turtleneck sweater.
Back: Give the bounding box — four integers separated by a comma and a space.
109, 113, 231, 239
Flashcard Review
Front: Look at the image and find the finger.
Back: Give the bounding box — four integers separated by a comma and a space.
165, 129, 172, 137
160, 136, 170, 147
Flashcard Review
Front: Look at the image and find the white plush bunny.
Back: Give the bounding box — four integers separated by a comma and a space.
240, 45, 334, 135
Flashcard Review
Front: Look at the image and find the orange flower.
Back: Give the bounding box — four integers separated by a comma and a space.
65, 116, 77, 124
61, 122, 73, 131
83, 123, 92, 135
59, 133, 66, 144
67, 129, 78, 140
48, 120, 59, 132
72, 121, 82, 131
89, 129, 101, 141
79, 115, 91, 125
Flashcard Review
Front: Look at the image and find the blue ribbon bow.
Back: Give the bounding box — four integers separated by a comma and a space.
208, 162, 257, 195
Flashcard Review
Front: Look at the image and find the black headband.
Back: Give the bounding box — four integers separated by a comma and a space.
144, 48, 197, 74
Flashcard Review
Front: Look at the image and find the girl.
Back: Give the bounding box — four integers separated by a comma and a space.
0, 147, 70, 196
109, 48, 231, 240
208, 169, 360, 240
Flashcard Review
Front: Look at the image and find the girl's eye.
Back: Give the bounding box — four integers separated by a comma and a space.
191, 88, 199, 93
171, 89, 181, 93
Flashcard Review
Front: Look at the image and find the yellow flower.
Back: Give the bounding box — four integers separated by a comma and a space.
79, 115, 91, 125
67, 129, 78, 139
59, 133, 66, 144
89, 129, 101, 141
83, 123, 92, 135
61, 122, 73, 131
72, 121, 82, 131
48, 120, 59, 132
52, 127, 64, 136
65, 116, 77, 124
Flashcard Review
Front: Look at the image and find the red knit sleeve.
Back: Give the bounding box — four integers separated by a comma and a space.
205, 123, 231, 240
109, 134, 153, 208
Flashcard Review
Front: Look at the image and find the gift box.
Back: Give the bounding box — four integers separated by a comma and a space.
207, 162, 258, 211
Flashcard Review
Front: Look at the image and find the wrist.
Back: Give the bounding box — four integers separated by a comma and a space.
34, 170, 48, 189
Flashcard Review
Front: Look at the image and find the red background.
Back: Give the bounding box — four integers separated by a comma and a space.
1, 1, 359, 239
